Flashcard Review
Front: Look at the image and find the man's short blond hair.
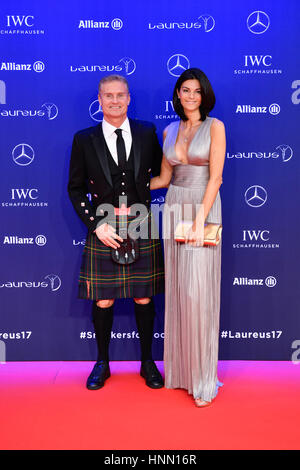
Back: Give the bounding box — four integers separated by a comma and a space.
98, 74, 129, 94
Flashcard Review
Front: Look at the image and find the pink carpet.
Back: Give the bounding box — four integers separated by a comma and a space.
0, 360, 299, 450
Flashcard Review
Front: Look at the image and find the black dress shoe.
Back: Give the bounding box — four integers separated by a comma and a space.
86, 360, 110, 390
140, 360, 164, 389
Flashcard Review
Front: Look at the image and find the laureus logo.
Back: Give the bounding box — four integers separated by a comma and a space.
275, 145, 293, 162
198, 15, 215, 32
44, 274, 61, 292
41, 103, 58, 120
119, 57, 136, 75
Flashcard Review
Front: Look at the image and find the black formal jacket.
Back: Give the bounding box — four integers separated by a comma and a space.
68, 118, 163, 232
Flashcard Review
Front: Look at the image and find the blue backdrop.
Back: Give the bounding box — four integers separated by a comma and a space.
1, 0, 299, 361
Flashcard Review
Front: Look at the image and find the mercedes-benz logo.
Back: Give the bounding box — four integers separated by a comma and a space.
41, 103, 59, 120
247, 11, 270, 34
44, 274, 61, 292
276, 144, 293, 163
167, 54, 190, 77
89, 99, 103, 122
119, 57, 136, 75
245, 185, 267, 208
198, 15, 215, 32
12, 143, 35, 166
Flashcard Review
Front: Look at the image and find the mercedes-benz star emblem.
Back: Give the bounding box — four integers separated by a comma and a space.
119, 57, 136, 75
12, 143, 35, 166
167, 54, 190, 77
247, 11, 270, 34
89, 99, 103, 122
245, 185, 267, 208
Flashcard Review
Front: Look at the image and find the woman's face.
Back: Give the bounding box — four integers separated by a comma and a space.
177, 79, 202, 113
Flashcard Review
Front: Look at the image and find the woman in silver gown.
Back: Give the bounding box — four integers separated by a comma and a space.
151, 68, 226, 407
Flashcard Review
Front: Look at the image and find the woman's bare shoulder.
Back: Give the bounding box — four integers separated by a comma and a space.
163, 120, 179, 138
211, 117, 225, 129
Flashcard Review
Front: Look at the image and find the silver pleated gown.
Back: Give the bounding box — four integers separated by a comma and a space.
163, 117, 222, 402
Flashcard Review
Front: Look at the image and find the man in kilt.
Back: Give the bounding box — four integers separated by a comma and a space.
68, 75, 164, 390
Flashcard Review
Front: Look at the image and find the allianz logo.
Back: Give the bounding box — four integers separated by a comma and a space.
233, 276, 277, 287
3, 235, 47, 246
0, 275, 61, 291
227, 144, 293, 162
0, 61, 45, 72
78, 19, 123, 30
236, 104, 280, 115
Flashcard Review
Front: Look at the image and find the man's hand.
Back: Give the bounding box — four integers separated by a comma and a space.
95, 223, 123, 249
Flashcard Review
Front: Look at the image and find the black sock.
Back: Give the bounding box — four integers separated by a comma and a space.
92, 302, 114, 362
134, 299, 155, 362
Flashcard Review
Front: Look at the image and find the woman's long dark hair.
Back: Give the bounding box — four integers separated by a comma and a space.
172, 68, 215, 122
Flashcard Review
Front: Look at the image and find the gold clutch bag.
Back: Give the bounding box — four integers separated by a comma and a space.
174, 221, 222, 246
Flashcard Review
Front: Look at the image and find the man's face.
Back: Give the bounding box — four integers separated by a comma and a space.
98, 80, 130, 122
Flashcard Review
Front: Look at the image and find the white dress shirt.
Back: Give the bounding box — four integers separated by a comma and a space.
102, 117, 132, 165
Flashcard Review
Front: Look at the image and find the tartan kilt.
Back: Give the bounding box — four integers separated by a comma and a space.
78, 212, 165, 300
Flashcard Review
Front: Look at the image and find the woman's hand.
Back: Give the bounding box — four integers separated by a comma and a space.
185, 221, 204, 247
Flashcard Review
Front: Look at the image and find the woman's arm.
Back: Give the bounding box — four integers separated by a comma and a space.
150, 128, 173, 190
150, 155, 173, 189
197, 118, 226, 223
187, 119, 226, 244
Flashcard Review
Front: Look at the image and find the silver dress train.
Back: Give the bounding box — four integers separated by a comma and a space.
163, 117, 222, 402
